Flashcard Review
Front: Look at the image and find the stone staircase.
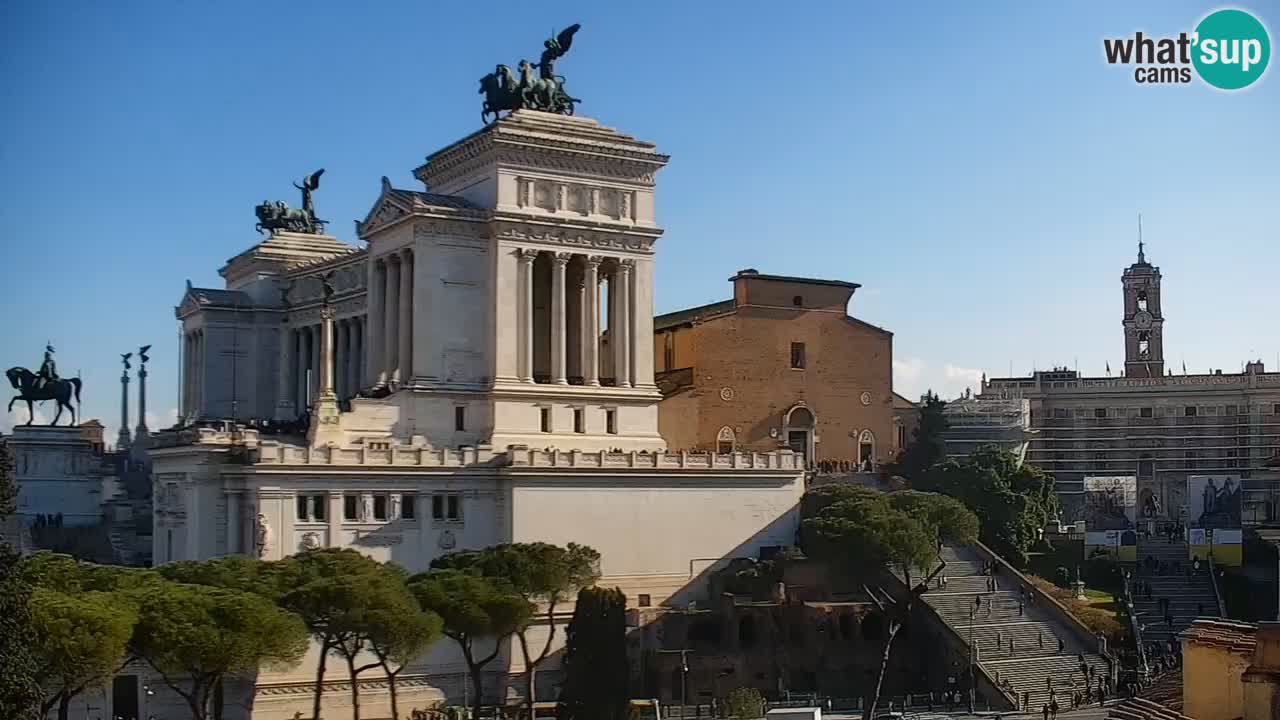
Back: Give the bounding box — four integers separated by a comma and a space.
905, 544, 1110, 713
1131, 535, 1219, 646
1106, 696, 1194, 720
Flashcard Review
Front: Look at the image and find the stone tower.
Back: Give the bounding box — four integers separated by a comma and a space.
1122, 241, 1164, 378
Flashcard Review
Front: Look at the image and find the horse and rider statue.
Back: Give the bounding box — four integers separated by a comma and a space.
255, 169, 327, 235
479, 24, 582, 124
7, 344, 83, 426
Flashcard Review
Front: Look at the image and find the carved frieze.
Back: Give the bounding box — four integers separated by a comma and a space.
495, 225, 654, 254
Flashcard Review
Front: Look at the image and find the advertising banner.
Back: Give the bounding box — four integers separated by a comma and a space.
1188, 475, 1243, 566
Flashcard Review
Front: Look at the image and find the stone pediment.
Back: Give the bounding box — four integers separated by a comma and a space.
357, 177, 486, 239
175, 284, 255, 318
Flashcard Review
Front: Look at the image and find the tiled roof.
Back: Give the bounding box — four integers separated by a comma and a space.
188, 287, 253, 307
653, 299, 735, 331
1179, 618, 1257, 654
387, 188, 479, 210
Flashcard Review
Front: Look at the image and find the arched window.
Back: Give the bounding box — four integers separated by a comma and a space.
717, 426, 736, 454
1138, 331, 1151, 359
1137, 290, 1148, 312
786, 406, 815, 427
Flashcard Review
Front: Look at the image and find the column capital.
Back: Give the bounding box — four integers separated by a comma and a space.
585, 255, 603, 269
518, 248, 540, 263
619, 258, 635, 273
551, 252, 572, 267
400, 246, 413, 260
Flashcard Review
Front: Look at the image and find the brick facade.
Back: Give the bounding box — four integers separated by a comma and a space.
655, 270, 895, 467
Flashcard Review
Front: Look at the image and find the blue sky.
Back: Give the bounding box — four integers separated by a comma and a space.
1, 1, 1276, 442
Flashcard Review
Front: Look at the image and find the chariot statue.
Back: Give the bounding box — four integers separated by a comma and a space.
479, 24, 582, 124
255, 169, 327, 235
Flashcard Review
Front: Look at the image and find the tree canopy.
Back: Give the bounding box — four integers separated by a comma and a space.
557, 586, 630, 720
0, 440, 41, 720
925, 446, 1057, 566
31, 588, 137, 720
888, 391, 949, 484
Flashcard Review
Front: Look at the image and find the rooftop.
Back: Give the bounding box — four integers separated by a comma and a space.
730, 268, 861, 289
1179, 618, 1257, 654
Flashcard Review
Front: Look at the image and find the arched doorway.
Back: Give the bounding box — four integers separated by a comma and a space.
784, 405, 815, 465
716, 426, 736, 454
858, 430, 875, 470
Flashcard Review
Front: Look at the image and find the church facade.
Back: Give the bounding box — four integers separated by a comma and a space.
150, 111, 805, 719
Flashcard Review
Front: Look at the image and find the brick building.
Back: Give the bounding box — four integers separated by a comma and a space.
654, 270, 895, 468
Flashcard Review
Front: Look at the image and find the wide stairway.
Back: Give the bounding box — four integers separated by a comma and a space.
911, 544, 1111, 713
1131, 535, 1219, 646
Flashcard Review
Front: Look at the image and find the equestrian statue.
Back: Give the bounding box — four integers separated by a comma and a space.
479, 24, 581, 124
7, 344, 82, 426
255, 169, 327, 235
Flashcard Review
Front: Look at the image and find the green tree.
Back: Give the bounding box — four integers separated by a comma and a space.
272, 548, 391, 720
926, 446, 1057, 566
725, 687, 765, 719
432, 542, 601, 720
366, 585, 443, 720
800, 485, 978, 720
0, 440, 41, 720
31, 588, 137, 720
409, 569, 533, 718
888, 391, 949, 485
132, 581, 307, 720
557, 586, 629, 720
157, 555, 277, 597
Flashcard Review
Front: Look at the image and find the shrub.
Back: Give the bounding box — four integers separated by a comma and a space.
726, 687, 765, 719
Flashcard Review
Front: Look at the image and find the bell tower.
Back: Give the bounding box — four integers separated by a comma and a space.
1122, 239, 1164, 378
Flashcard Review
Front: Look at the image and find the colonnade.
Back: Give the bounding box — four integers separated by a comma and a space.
182, 329, 204, 417
517, 250, 637, 387
366, 248, 414, 388
280, 316, 366, 415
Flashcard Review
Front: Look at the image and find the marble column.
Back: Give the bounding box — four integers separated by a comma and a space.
367, 259, 385, 387
385, 255, 400, 386
550, 253, 569, 385
334, 320, 347, 400
181, 334, 190, 417
295, 329, 307, 412
194, 331, 203, 414
519, 249, 537, 383
583, 256, 601, 386
310, 324, 321, 404
617, 260, 633, 388
398, 249, 413, 386
349, 318, 362, 398
275, 324, 294, 419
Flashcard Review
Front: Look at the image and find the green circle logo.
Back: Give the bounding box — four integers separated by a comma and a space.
1192, 9, 1271, 90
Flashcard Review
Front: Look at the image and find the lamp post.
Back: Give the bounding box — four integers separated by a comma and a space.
658, 649, 693, 720
969, 595, 980, 713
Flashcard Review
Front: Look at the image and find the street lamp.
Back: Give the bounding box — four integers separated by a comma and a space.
658, 649, 693, 720
969, 595, 981, 713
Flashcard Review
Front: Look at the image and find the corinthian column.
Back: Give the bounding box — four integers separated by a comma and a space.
584, 256, 601, 386
519, 249, 538, 383
398, 249, 413, 386
551, 253, 569, 385
617, 260, 633, 388
367, 260, 385, 387
385, 255, 400, 386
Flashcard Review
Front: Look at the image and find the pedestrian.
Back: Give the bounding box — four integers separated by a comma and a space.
1039, 630, 1044, 649
996, 630, 1003, 648
1009, 637, 1015, 653
1019, 599, 1025, 616
1058, 636, 1065, 653
1023, 691, 1031, 711
1050, 699, 1059, 720
1047, 675, 1053, 692
1166, 613, 1174, 629
1042, 704, 1050, 720
1198, 602, 1204, 616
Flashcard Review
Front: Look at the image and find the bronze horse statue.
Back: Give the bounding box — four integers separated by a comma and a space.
6, 367, 82, 426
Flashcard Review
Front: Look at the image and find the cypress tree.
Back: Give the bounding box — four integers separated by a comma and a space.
558, 586, 630, 720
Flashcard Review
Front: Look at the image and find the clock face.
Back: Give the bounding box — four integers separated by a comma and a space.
1134, 310, 1153, 329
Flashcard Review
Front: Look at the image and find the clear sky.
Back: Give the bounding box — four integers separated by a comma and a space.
2, 1, 1276, 443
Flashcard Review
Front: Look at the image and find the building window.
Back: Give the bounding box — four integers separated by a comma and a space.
455, 406, 466, 431
1053, 408, 1069, 419
374, 495, 388, 521
540, 407, 551, 433
1137, 290, 1148, 312
1094, 408, 1107, 419
1274, 403, 1280, 415
896, 424, 906, 449
432, 493, 462, 522
717, 426, 736, 454
1140, 407, 1153, 418
790, 342, 806, 369
638, 594, 652, 608
573, 408, 584, 434
605, 409, 617, 435
792, 295, 803, 307
1226, 404, 1237, 416
312, 495, 326, 521
343, 494, 358, 520
1185, 406, 1198, 417
296, 496, 308, 520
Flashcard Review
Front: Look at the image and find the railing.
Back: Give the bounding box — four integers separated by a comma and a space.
1122, 573, 1149, 678
1207, 554, 1227, 618
970, 541, 1118, 682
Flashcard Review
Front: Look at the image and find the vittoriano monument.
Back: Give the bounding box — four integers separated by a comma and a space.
479, 24, 581, 123
6, 344, 82, 426
254, 168, 327, 235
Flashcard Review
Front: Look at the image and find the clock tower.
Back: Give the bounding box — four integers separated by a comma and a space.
1122, 241, 1164, 378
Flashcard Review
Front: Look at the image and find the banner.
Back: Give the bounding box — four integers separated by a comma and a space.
1188, 474, 1242, 529
1083, 476, 1138, 530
